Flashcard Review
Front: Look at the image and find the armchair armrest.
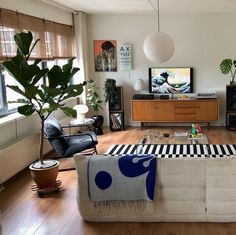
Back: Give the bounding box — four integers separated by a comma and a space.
63, 133, 95, 142
45, 132, 95, 142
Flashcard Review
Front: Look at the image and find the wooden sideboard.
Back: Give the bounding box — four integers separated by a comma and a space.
131, 99, 219, 126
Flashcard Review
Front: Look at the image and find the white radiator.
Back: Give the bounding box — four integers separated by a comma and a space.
0, 117, 72, 184
0, 132, 53, 184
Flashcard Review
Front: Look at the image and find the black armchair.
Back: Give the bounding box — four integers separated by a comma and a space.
44, 118, 98, 171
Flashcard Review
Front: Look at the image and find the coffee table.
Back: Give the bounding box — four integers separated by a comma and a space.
136, 130, 209, 154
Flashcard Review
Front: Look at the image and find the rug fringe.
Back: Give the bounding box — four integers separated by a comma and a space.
94, 200, 154, 215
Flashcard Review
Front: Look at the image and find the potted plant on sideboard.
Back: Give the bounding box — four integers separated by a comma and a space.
3, 31, 85, 190
86, 79, 104, 135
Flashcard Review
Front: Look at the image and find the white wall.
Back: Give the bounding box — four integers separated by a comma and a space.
87, 13, 235, 126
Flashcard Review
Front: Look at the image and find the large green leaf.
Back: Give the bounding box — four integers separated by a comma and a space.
14, 32, 33, 56
37, 90, 46, 101
220, 59, 232, 74
47, 65, 63, 88
7, 85, 25, 97
62, 67, 80, 85
48, 59, 80, 88
31, 68, 48, 85
3, 58, 28, 87
41, 85, 61, 98
18, 104, 35, 116
24, 85, 40, 99
62, 58, 73, 74
60, 107, 77, 118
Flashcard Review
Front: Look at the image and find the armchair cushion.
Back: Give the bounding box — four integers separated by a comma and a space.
64, 131, 98, 156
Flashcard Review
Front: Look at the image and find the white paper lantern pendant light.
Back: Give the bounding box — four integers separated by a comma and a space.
143, 0, 175, 64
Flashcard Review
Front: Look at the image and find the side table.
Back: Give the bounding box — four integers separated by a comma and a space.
69, 118, 95, 133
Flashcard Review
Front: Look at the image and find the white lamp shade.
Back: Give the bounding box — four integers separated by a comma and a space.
73, 104, 89, 122
134, 79, 145, 91
143, 31, 175, 64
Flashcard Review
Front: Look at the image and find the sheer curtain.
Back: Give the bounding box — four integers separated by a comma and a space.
73, 11, 89, 104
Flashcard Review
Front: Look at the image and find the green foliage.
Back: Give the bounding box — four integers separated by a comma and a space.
86, 79, 103, 114
104, 78, 118, 104
2, 31, 85, 162
220, 59, 236, 84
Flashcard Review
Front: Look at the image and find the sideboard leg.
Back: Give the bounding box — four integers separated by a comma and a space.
141, 122, 145, 129
207, 122, 210, 129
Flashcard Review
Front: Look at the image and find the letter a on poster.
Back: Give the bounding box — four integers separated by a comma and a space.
119, 45, 131, 71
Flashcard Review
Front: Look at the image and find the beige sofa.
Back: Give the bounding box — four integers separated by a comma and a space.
74, 155, 236, 222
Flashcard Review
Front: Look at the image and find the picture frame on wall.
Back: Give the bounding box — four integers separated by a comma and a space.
94, 40, 117, 72
119, 44, 131, 71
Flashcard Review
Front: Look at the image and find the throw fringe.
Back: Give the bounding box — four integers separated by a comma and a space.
94, 200, 154, 215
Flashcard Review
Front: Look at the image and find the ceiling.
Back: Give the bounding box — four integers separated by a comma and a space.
42, 0, 236, 14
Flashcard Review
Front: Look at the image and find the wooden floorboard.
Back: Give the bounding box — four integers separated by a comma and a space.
0, 126, 236, 235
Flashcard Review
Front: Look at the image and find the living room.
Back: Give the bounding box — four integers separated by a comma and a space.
1, 0, 236, 234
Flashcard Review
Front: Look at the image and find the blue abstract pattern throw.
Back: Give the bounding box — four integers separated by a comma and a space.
87, 154, 156, 202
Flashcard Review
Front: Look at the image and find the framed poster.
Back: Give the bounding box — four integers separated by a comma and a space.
94, 40, 117, 72
119, 44, 131, 71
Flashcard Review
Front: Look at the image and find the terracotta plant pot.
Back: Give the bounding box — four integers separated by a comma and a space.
29, 160, 59, 188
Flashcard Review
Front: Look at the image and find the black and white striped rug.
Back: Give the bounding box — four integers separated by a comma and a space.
104, 144, 236, 158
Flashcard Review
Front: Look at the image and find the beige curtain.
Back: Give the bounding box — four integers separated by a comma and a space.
73, 11, 89, 104
0, 8, 75, 60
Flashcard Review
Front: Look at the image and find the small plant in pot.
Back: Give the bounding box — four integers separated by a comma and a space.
86, 79, 104, 135
3, 31, 85, 189
104, 78, 119, 110
220, 59, 236, 85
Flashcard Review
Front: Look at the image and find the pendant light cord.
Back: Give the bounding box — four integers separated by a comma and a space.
147, 0, 160, 32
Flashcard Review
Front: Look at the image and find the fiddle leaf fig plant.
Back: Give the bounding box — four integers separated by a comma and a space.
220, 59, 236, 85
2, 31, 86, 165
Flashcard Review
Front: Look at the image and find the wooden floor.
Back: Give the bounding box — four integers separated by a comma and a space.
1, 126, 236, 235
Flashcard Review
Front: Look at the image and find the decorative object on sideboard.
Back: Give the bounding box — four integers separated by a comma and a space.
86, 79, 104, 135
134, 79, 145, 93
2, 31, 85, 195
143, 0, 175, 64
220, 59, 236, 85
133, 94, 154, 100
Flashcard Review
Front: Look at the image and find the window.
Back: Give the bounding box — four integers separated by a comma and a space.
0, 27, 16, 58
0, 59, 74, 117
0, 8, 77, 117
